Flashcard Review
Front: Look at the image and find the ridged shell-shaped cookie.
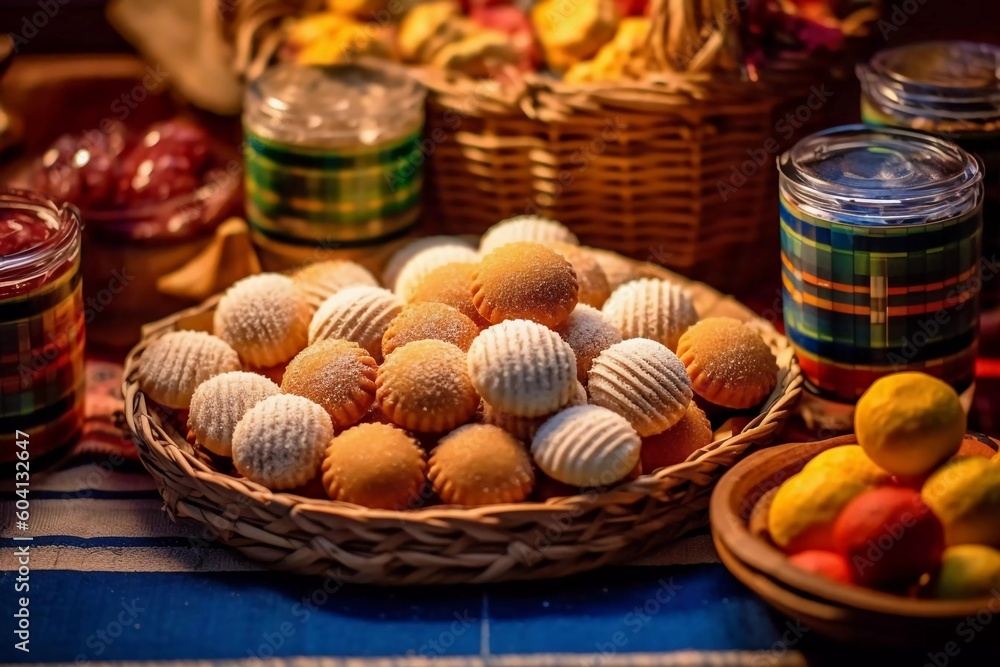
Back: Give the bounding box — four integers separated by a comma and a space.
383, 235, 474, 290
481, 381, 587, 442
479, 215, 579, 254
292, 260, 380, 309
588, 338, 692, 437
281, 339, 378, 428
408, 262, 491, 329
589, 248, 646, 292
308, 285, 403, 363
640, 403, 713, 473
467, 319, 577, 418
556, 305, 623, 383
531, 405, 641, 487
394, 244, 480, 301
231, 394, 334, 490
547, 243, 611, 308
138, 330, 242, 409
188, 371, 280, 456
382, 302, 480, 357
602, 278, 699, 352
213, 273, 312, 367
321, 423, 427, 510
429, 424, 535, 505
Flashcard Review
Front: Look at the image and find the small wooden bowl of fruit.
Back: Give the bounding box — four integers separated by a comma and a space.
711, 372, 1000, 647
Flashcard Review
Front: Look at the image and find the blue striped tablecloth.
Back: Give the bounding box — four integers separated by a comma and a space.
0, 361, 989, 666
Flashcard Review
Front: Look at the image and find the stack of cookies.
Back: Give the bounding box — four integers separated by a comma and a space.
137, 215, 779, 510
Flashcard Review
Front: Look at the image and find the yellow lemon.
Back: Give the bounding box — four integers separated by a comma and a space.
993, 452, 1000, 463
801, 445, 893, 486
854, 372, 964, 476
933, 545, 1000, 600
768, 469, 872, 552
922, 457, 1000, 547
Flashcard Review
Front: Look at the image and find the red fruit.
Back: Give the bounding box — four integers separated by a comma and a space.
469, 6, 539, 71
615, 0, 648, 16
788, 550, 852, 584
832, 487, 944, 588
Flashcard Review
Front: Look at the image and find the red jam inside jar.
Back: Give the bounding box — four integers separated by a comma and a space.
0, 190, 85, 466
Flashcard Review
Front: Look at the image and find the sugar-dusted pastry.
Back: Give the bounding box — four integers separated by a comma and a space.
547, 242, 610, 308
308, 285, 403, 363
471, 242, 579, 328
188, 371, 280, 457
468, 319, 578, 417
677, 317, 778, 409
213, 273, 312, 367
382, 302, 480, 357
588, 338, 692, 436
589, 248, 646, 291
479, 215, 579, 254
531, 405, 641, 487
428, 424, 534, 505
640, 403, 713, 473
376, 340, 479, 432
394, 244, 480, 301
408, 262, 490, 329
231, 394, 334, 490
602, 278, 698, 351
292, 260, 379, 309
383, 235, 474, 290
481, 381, 587, 441
281, 339, 378, 428
138, 330, 242, 409
556, 304, 622, 383
321, 423, 427, 510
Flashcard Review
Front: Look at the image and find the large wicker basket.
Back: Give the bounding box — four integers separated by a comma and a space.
123, 262, 803, 585
222, 0, 875, 293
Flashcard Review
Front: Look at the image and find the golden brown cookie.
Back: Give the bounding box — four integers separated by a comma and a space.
479, 215, 579, 254
428, 424, 535, 505
556, 304, 622, 383
531, 405, 641, 487
321, 423, 427, 510
394, 245, 480, 301
408, 262, 490, 328
588, 338, 692, 436
589, 248, 645, 292
138, 330, 242, 409
213, 274, 312, 367
383, 235, 473, 290
188, 371, 280, 457
602, 278, 699, 351
547, 242, 611, 308
281, 339, 378, 429
292, 260, 380, 309
676, 317, 778, 409
471, 242, 579, 328
382, 302, 480, 357
481, 381, 587, 442
640, 403, 713, 472
308, 285, 403, 363
376, 340, 480, 432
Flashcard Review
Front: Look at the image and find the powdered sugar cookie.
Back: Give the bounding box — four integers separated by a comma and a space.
138, 330, 242, 409
408, 262, 490, 329
588, 338, 692, 436
189, 371, 280, 456
640, 402, 713, 472
309, 285, 403, 363
556, 305, 622, 383
382, 302, 480, 357
293, 260, 380, 309
321, 423, 427, 509
214, 273, 312, 367
589, 248, 646, 292
429, 424, 534, 505
479, 215, 579, 254
547, 242, 611, 308
281, 339, 378, 428
394, 244, 479, 301
531, 405, 641, 487
481, 381, 587, 441
602, 278, 698, 351
383, 235, 474, 290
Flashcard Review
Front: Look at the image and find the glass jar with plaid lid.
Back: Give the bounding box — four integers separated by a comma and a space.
0, 189, 84, 467
779, 125, 984, 430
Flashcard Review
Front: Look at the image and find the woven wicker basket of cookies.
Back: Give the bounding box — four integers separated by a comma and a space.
124, 217, 801, 585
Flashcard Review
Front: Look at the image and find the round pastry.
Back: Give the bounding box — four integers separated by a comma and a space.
556, 304, 622, 383
547, 242, 611, 308
468, 319, 578, 417
376, 339, 480, 432
408, 262, 490, 328
481, 381, 587, 441
188, 371, 280, 457
382, 235, 474, 290
589, 248, 645, 292
394, 244, 480, 301
213, 273, 312, 367
292, 260, 379, 309
588, 338, 692, 436
308, 285, 403, 363
382, 302, 480, 357
321, 423, 427, 510
280, 339, 378, 429
428, 424, 535, 505
231, 394, 334, 490
479, 215, 579, 254
602, 278, 699, 351
676, 317, 778, 409
640, 403, 713, 473
137, 330, 242, 409
471, 242, 579, 328
531, 405, 641, 487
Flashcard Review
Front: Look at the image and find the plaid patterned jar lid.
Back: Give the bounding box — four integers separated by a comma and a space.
778, 124, 983, 227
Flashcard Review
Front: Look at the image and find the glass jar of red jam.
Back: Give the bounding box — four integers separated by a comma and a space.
0, 189, 85, 467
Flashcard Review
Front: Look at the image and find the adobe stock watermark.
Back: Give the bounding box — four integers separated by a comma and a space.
6, 0, 71, 53
73, 599, 145, 664
716, 84, 834, 202
587, 578, 683, 666
923, 588, 1000, 667
877, 0, 931, 40
406, 610, 478, 661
